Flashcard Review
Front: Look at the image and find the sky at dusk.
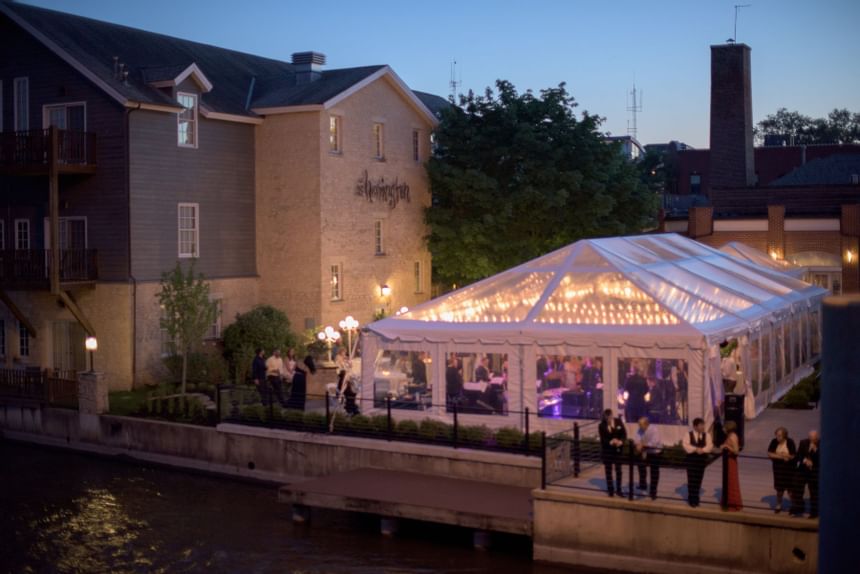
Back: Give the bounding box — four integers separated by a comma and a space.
20, 0, 860, 148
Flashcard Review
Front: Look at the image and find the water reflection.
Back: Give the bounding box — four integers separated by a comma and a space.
0, 442, 604, 574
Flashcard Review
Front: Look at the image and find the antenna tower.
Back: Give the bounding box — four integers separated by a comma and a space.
732, 4, 751, 42
449, 60, 460, 100
627, 83, 643, 140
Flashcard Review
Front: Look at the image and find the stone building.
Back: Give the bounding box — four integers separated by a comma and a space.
0, 2, 443, 388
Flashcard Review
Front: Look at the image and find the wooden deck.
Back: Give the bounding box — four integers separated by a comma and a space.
279, 467, 534, 535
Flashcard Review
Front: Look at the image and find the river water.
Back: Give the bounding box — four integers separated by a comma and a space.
0, 441, 608, 574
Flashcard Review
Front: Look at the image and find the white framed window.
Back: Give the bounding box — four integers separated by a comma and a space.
330, 263, 343, 301
414, 260, 424, 293
206, 297, 222, 340
14, 219, 30, 250
177, 92, 198, 147
14, 77, 29, 132
42, 102, 86, 131
177, 203, 199, 258
412, 129, 420, 162
160, 306, 175, 357
373, 122, 384, 159
329, 115, 342, 153
0, 220, 4, 250
374, 220, 385, 255
0, 319, 5, 357
18, 321, 29, 358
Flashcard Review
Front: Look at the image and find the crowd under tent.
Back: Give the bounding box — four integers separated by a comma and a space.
718, 241, 805, 279
360, 233, 827, 443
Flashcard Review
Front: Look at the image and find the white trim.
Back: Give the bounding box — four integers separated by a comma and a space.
14, 218, 30, 250
176, 92, 198, 148
174, 63, 213, 93
199, 107, 262, 124
0, 4, 129, 107
129, 101, 184, 113
328, 114, 342, 153
43, 216, 89, 250
784, 218, 841, 232
177, 202, 200, 258
251, 104, 325, 115
712, 219, 768, 232
13, 77, 29, 131
41, 101, 87, 131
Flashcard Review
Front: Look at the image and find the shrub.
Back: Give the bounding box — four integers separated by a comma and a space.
349, 414, 374, 435
527, 431, 543, 452
419, 419, 452, 442
302, 412, 327, 432
163, 351, 229, 389
458, 424, 490, 446
494, 426, 525, 450
282, 409, 305, 428
370, 414, 390, 435
222, 305, 299, 382
395, 419, 420, 438
240, 404, 266, 422
331, 414, 353, 433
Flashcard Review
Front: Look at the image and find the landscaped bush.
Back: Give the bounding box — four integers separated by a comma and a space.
773, 368, 820, 409
349, 414, 375, 435
302, 411, 327, 432
458, 424, 490, 446
370, 414, 390, 435
163, 351, 229, 392
494, 426, 525, 450
418, 419, 452, 442
394, 419, 419, 438
222, 305, 299, 382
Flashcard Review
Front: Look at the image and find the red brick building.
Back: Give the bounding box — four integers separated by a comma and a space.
662, 43, 860, 294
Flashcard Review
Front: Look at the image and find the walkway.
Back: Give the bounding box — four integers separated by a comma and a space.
280, 467, 533, 535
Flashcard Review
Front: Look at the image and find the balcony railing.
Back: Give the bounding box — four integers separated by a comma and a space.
0, 129, 97, 173
0, 367, 78, 409
0, 249, 98, 289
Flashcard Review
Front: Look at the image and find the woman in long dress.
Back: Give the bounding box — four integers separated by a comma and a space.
721, 420, 743, 511
767, 426, 797, 513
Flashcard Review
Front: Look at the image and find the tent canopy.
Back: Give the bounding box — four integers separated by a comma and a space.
718, 241, 805, 279
369, 233, 826, 345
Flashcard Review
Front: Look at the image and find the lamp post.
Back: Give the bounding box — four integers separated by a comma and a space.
317, 325, 341, 366
338, 315, 360, 359
85, 336, 98, 373
379, 284, 392, 317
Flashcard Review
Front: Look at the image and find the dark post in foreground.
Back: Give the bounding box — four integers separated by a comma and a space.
820, 295, 860, 574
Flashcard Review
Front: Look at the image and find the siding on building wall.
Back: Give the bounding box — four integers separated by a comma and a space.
129, 108, 256, 281
0, 14, 129, 280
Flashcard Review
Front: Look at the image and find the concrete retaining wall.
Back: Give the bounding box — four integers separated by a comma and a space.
0, 404, 540, 488
533, 489, 817, 574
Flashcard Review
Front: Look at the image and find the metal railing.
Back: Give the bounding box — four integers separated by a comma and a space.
0, 367, 79, 409
216, 385, 546, 458
0, 129, 96, 169
0, 249, 98, 287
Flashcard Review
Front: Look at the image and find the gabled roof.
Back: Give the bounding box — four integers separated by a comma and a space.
718, 242, 805, 278
368, 233, 825, 345
0, 1, 441, 124
769, 154, 860, 187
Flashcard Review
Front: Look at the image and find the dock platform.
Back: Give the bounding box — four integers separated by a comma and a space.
279, 467, 533, 536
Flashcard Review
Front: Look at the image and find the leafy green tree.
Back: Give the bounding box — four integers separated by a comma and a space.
157, 262, 217, 394
222, 305, 298, 382
756, 107, 859, 144
426, 80, 658, 287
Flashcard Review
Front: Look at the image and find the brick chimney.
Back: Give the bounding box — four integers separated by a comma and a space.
292, 51, 326, 84
709, 43, 755, 191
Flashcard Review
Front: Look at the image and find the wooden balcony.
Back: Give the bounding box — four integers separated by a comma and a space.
0, 249, 98, 290
0, 129, 97, 175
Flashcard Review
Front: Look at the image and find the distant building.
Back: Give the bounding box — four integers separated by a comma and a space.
0, 2, 444, 387
660, 43, 860, 295
604, 135, 644, 162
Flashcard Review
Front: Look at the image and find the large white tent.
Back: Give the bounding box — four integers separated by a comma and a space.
719, 241, 805, 279
361, 233, 826, 442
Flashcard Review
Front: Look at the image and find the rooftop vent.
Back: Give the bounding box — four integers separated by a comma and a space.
292, 51, 326, 84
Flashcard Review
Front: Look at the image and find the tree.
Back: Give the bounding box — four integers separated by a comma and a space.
222, 305, 298, 382
755, 107, 860, 145
157, 262, 217, 394
426, 80, 658, 287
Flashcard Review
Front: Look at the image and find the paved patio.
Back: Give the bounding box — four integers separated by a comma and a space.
552, 406, 821, 516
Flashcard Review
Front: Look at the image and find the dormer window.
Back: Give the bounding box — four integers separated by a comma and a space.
177, 92, 198, 147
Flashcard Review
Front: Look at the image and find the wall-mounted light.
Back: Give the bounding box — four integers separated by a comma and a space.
769, 249, 779, 261
847, 250, 856, 264
380, 284, 391, 298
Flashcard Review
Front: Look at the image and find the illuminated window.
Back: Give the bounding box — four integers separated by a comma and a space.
18, 321, 29, 357
373, 122, 384, 159
414, 260, 423, 293
690, 174, 701, 195
177, 203, 199, 258
177, 92, 198, 147
412, 129, 420, 161
329, 115, 342, 153
14, 219, 29, 250
330, 263, 342, 300
13, 77, 29, 131
374, 220, 384, 255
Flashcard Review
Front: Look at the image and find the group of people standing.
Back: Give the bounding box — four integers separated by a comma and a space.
251, 347, 316, 411
598, 410, 819, 517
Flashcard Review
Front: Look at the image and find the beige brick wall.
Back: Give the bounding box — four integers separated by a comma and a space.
133, 276, 259, 386
0, 284, 133, 391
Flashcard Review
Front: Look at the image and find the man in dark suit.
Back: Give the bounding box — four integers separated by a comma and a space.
682, 418, 713, 507
598, 408, 627, 497
794, 430, 820, 518
445, 355, 463, 409
624, 367, 647, 422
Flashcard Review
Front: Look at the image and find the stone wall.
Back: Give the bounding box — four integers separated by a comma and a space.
533, 489, 818, 574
